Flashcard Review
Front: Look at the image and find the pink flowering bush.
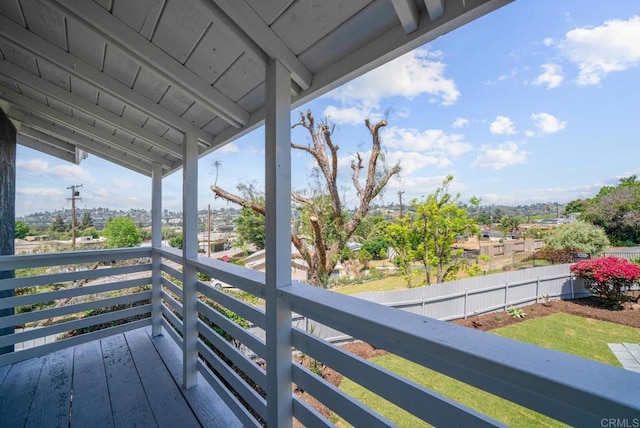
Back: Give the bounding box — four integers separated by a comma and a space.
570, 257, 640, 308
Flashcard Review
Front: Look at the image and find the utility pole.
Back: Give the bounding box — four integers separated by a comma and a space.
67, 184, 82, 246
398, 190, 405, 218
207, 204, 211, 257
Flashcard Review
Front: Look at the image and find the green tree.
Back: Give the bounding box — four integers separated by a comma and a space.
51, 214, 67, 232
361, 234, 388, 259
412, 176, 478, 284
79, 212, 94, 229
564, 199, 589, 215
169, 236, 183, 249
545, 221, 609, 256
582, 176, 640, 245
233, 184, 266, 250
499, 215, 521, 238
103, 217, 142, 248
384, 218, 418, 287
15, 220, 30, 239
357, 249, 373, 270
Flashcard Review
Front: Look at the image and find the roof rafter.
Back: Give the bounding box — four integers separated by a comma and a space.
1, 87, 174, 169
423, 0, 445, 20
0, 15, 214, 145
209, 0, 312, 90
54, 0, 250, 128
0, 58, 183, 158
17, 131, 77, 164
13, 112, 152, 176
391, 0, 420, 34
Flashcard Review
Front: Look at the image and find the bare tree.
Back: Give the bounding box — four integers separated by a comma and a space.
211, 109, 400, 286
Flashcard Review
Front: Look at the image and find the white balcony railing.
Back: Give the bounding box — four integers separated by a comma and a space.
1, 247, 639, 426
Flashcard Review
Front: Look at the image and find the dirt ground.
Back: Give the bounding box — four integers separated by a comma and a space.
294, 294, 640, 425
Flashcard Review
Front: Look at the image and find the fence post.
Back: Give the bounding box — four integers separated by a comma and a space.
463, 289, 468, 319
422, 289, 426, 316
535, 277, 540, 303
570, 273, 574, 299
504, 282, 509, 311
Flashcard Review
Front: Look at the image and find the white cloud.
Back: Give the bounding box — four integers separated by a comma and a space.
17, 187, 65, 198
382, 127, 473, 157
532, 63, 564, 89
452, 117, 469, 128
113, 179, 132, 189
322, 105, 380, 126
326, 47, 459, 120
489, 116, 516, 135
543, 37, 555, 47
531, 112, 567, 134
16, 158, 96, 183
472, 142, 528, 170
561, 16, 640, 85
93, 188, 110, 198
217, 142, 239, 153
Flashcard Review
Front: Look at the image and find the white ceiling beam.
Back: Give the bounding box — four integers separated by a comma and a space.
0, 58, 183, 158
0, 87, 174, 169
14, 112, 152, 176
423, 0, 445, 20
0, 15, 214, 145
17, 132, 77, 164
54, 0, 250, 128
391, 0, 420, 34
209, 0, 312, 90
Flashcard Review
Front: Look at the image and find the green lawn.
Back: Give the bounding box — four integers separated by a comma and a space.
337, 313, 640, 427
332, 272, 424, 295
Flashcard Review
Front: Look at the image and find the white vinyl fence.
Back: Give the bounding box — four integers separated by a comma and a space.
252, 264, 590, 344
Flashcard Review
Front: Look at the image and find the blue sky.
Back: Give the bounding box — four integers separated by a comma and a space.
15, 0, 640, 217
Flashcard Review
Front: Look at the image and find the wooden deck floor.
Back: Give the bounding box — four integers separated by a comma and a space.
0, 327, 243, 427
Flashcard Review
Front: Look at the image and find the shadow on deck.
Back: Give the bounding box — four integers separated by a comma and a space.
0, 327, 242, 428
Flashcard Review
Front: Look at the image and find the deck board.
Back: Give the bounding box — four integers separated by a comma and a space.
0, 354, 44, 427
71, 339, 114, 428
101, 333, 157, 426
125, 328, 200, 428
25, 347, 73, 428
0, 327, 243, 427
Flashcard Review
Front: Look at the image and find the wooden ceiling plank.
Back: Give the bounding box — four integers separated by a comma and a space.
55, 0, 250, 128
0, 58, 183, 157
0, 87, 174, 168
0, 15, 214, 144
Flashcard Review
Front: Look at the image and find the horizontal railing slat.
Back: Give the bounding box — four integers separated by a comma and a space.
161, 276, 183, 299
292, 397, 332, 428
291, 363, 393, 427
0, 318, 151, 366
0, 290, 151, 329
197, 360, 262, 428
191, 255, 265, 297
0, 247, 151, 270
161, 303, 183, 334
197, 301, 266, 359
161, 289, 183, 316
292, 328, 501, 427
197, 280, 265, 328
1, 263, 151, 291
0, 304, 151, 348
198, 319, 266, 390
161, 263, 182, 282
161, 317, 183, 348
282, 281, 640, 426
197, 340, 266, 420
0, 277, 150, 310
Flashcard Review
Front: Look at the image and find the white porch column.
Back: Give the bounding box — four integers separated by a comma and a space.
265, 58, 293, 427
151, 162, 162, 337
182, 132, 199, 388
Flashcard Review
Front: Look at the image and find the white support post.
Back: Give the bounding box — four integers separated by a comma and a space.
265, 58, 293, 427
182, 132, 199, 389
151, 162, 163, 336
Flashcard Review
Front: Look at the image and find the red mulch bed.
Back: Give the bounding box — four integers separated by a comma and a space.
294, 294, 640, 425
